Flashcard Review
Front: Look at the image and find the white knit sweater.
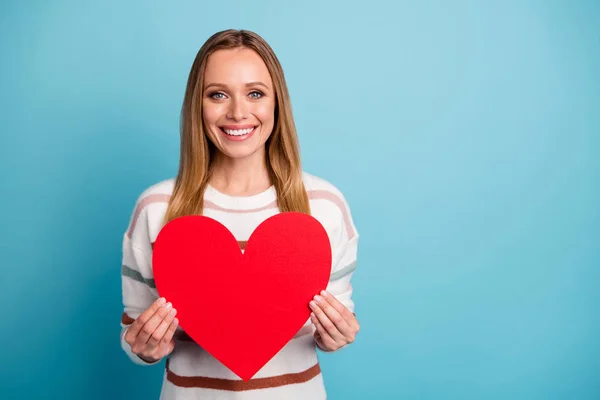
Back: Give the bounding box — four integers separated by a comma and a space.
120, 171, 359, 400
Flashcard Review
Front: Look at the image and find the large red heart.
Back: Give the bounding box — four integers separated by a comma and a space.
151, 212, 331, 381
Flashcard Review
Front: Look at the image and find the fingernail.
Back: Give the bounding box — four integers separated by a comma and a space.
321, 290, 328, 297
314, 295, 323, 303
158, 297, 166, 305
164, 302, 172, 310
309, 301, 317, 308
173, 318, 179, 325
169, 308, 177, 316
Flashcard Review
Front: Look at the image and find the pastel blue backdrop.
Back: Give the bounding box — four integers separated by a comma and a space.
1, 1, 598, 399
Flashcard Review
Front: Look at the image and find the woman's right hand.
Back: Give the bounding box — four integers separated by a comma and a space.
124, 297, 179, 363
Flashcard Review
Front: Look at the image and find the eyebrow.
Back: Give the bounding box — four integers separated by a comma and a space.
204, 81, 270, 91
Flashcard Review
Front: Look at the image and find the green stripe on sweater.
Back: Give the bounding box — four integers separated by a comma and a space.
122, 265, 156, 289
122, 261, 355, 288
330, 260, 357, 281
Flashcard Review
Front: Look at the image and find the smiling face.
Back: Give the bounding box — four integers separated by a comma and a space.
202, 47, 276, 161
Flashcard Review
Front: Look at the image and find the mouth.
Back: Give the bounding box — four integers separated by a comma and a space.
219, 125, 258, 141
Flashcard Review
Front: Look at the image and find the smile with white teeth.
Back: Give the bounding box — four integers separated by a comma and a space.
222, 127, 256, 136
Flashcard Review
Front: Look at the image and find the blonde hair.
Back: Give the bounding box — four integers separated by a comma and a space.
163, 29, 310, 226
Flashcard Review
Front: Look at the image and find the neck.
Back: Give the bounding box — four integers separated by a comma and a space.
210, 149, 271, 196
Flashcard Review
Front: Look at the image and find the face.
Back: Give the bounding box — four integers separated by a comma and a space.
202, 47, 276, 161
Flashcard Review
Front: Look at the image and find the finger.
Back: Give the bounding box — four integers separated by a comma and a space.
163, 317, 179, 343
321, 291, 357, 325
321, 290, 360, 333
309, 299, 344, 342
166, 339, 175, 354
127, 297, 167, 339
146, 306, 177, 349
137, 301, 173, 345
313, 330, 325, 350
311, 312, 336, 350
313, 294, 353, 337
156, 318, 179, 357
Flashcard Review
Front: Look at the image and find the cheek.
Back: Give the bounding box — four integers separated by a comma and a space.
202, 102, 220, 124
254, 101, 276, 126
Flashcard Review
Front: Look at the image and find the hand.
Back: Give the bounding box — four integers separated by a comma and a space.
309, 290, 360, 352
124, 297, 179, 363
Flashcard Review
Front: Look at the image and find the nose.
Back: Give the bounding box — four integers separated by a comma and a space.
226, 96, 249, 121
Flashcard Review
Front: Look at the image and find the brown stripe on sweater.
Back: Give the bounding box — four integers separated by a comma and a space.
121, 313, 135, 325
127, 189, 356, 240
165, 359, 321, 390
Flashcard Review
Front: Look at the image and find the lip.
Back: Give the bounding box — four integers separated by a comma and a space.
219, 125, 257, 142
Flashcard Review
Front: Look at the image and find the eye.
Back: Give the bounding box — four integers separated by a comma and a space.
249, 90, 264, 99
209, 92, 226, 100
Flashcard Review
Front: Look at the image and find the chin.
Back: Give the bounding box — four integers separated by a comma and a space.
218, 144, 266, 160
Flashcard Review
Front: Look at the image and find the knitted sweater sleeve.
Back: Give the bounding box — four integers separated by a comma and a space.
312, 190, 359, 352
119, 203, 161, 366
325, 192, 359, 314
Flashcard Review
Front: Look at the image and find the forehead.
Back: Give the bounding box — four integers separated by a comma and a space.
204, 48, 272, 87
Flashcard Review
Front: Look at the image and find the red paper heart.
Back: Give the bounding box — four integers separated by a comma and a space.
152, 212, 332, 381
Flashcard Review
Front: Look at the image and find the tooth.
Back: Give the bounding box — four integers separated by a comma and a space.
227, 128, 250, 135
222, 127, 255, 136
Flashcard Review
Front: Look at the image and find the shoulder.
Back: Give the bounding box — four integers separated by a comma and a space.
129, 177, 175, 221
135, 178, 176, 202
302, 171, 351, 212
302, 171, 358, 241
125, 178, 175, 245
302, 171, 344, 196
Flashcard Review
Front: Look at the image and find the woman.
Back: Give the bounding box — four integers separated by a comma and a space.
120, 29, 360, 399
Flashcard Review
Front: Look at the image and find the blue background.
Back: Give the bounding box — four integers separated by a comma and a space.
1, 1, 598, 399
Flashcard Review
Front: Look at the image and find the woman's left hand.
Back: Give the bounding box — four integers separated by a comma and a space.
309, 290, 360, 351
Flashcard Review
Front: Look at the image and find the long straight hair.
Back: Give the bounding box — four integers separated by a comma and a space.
162, 29, 310, 226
